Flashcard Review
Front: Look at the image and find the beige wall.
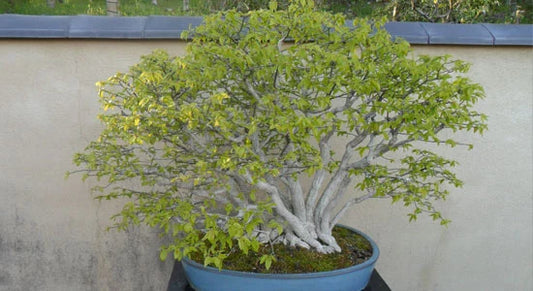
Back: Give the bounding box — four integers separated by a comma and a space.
0, 40, 531, 291
341, 46, 533, 290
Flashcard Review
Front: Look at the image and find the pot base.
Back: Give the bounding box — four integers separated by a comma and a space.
181, 225, 379, 291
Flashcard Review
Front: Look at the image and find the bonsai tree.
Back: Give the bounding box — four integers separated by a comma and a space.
72, 0, 487, 269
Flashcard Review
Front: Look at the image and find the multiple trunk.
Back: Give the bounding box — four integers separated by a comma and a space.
246, 143, 375, 254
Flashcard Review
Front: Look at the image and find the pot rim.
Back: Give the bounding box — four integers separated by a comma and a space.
182, 224, 379, 279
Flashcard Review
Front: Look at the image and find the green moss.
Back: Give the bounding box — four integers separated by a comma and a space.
190, 226, 373, 274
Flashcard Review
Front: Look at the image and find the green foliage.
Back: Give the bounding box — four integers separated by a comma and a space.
0, 0, 103, 15
383, 0, 529, 23
1, 0, 529, 23
323, 0, 380, 19
71, 0, 487, 269
0, 0, 292, 16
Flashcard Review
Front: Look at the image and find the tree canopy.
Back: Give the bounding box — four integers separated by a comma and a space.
72, 0, 487, 269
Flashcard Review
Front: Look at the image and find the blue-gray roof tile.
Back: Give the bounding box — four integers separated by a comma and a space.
0, 15, 531, 46
482, 23, 533, 45
69, 15, 146, 38
144, 16, 203, 39
421, 23, 494, 45
384, 22, 428, 44
0, 14, 70, 38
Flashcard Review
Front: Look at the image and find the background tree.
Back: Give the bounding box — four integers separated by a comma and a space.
385, 0, 525, 23
72, 0, 487, 267
46, 0, 65, 9
106, 0, 119, 16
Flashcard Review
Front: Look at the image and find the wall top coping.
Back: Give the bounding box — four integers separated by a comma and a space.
0, 14, 532, 46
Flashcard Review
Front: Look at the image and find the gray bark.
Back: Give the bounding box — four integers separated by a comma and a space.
106, 0, 119, 16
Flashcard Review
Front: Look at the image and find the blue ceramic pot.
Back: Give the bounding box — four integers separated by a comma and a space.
181, 225, 379, 291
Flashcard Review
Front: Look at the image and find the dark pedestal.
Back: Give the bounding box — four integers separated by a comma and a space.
364, 270, 391, 291
168, 260, 391, 291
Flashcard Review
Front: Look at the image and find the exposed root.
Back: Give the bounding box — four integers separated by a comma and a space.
274, 231, 340, 254
285, 231, 311, 249
317, 232, 341, 252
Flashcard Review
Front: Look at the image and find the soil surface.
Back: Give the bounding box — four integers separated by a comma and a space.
191, 226, 373, 273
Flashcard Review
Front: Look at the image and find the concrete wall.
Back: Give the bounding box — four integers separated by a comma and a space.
0, 40, 186, 291
0, 40, 531, 291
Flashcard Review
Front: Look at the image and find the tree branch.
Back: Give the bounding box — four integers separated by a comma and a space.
331, 189, 375, 227
313, 133, 366, 230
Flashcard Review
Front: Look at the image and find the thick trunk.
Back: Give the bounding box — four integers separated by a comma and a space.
244, 173, 337, 254
182, 0, 189, 11
46, 0, 55, 8
106, 0, 119, 16
282, 177, 306, 222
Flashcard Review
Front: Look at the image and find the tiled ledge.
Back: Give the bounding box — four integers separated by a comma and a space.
0, 14, 532, 46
